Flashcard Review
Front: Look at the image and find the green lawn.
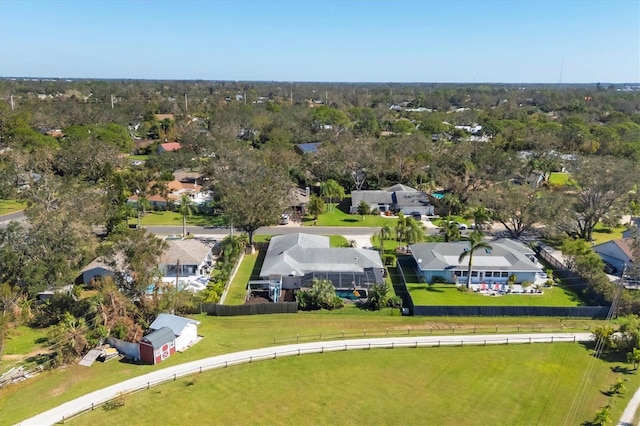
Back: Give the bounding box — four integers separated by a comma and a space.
408, 283, 581, 306
128, 211, 227, 227
0, 199, 26, 216
302, 205, 399, 227
0, 313, 606, 425
126, 154, 150, 161
1, 326, 49, 376
68, 343, 631, 426
548, 172, 572, 186
592, 223, 627, 245
224, 253, 259, 305
3, 326, 48, 356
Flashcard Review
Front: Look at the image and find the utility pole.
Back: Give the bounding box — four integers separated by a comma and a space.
10, 95, 14, 111
110, 94, 114, 109
185, 94, 188, 112
290, 90, 293, 105
325, 90, 328, 105
244, 92, 247, 105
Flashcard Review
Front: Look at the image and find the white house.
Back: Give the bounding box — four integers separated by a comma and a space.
158, 239, 215, 291
149, 313, 200, 352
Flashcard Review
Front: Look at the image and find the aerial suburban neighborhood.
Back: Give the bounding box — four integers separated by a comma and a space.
1, 1, 640, 425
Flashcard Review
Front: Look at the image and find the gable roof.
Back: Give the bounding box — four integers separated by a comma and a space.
392, 191, 431, 208
150, 313, 200, 336
384, 184, 417, 192
141, 326, 175, 348
410, 238, 540, 273
593, 238, 637, 263
351, 190, 394, 206
260, 233, 383, 277
159, 239, 213, 266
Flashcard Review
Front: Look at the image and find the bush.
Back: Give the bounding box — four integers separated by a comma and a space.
430, 275, 448, 284
383, 254, 396, 266
296, 279, 344, 310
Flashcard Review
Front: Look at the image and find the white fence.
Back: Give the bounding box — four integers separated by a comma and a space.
19, 333, 591, 425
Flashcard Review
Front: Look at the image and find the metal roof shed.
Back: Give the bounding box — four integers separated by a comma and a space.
139, 326, 175, 365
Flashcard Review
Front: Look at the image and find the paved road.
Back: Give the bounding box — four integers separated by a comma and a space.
18, 332, 590, 425
0, 210, 25, 226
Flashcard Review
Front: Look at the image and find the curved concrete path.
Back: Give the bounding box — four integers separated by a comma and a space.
18, 333, 590, 425
618, 385, 640, 426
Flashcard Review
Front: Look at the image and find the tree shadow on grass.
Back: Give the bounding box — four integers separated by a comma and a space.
425, 286, 445, 293
341, 218, 359, 223
611, 365, 637, 375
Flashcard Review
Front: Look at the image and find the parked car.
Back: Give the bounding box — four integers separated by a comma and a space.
131, 160, 143, 166
603, 262, 617, 275
457, 223, 468, 230
410, 211, 422, 220
279, 214, 290, 225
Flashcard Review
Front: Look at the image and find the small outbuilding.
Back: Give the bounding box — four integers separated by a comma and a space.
139, 327, 176, 365
149, 313, 201, 352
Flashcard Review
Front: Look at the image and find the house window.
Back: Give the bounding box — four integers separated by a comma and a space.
501, 272, 509, 278
471, 272, 478, 277
461, 271, 468, 277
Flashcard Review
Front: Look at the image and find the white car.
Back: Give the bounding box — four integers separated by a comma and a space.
131, 160, 143, 166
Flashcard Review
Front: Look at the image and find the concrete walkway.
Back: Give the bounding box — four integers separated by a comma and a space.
618, 384, 640, 425
18, 332, 590, 425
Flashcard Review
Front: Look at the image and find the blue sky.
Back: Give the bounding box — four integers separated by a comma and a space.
0, 0, 638, 83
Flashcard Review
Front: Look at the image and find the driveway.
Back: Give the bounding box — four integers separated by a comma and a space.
18, 333, 590, 425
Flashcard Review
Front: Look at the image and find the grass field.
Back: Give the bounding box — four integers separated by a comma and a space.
0, 313, 604, 425
128, 211, 227, 227
302, 204, 399, 227
407, 283, 581, 306
0, 199, 26, 215
67, 343, 633, 426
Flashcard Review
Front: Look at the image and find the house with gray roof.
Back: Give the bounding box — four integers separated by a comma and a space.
258, 233, 384, 297
158, 239, 215, 291
409, 238, 543, 285
350, 184, 434, 216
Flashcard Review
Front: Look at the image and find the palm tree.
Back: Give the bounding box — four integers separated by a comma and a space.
628, 348, 640, 370
472, 206, 492, 235
396, 212, 408, 247
376, 224, 393, 253
593, 405, 611, 426
178, 194, 195, 237
440, 216, 461, 242
458, 231, 492, 289
404, 218, 426, 248
320, 179, 345, 212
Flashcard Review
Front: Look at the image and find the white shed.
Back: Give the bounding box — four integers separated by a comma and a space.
149, 314, 201, 352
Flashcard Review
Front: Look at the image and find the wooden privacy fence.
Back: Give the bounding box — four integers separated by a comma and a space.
185, 302, 298, 316
412, 305, 611, 318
